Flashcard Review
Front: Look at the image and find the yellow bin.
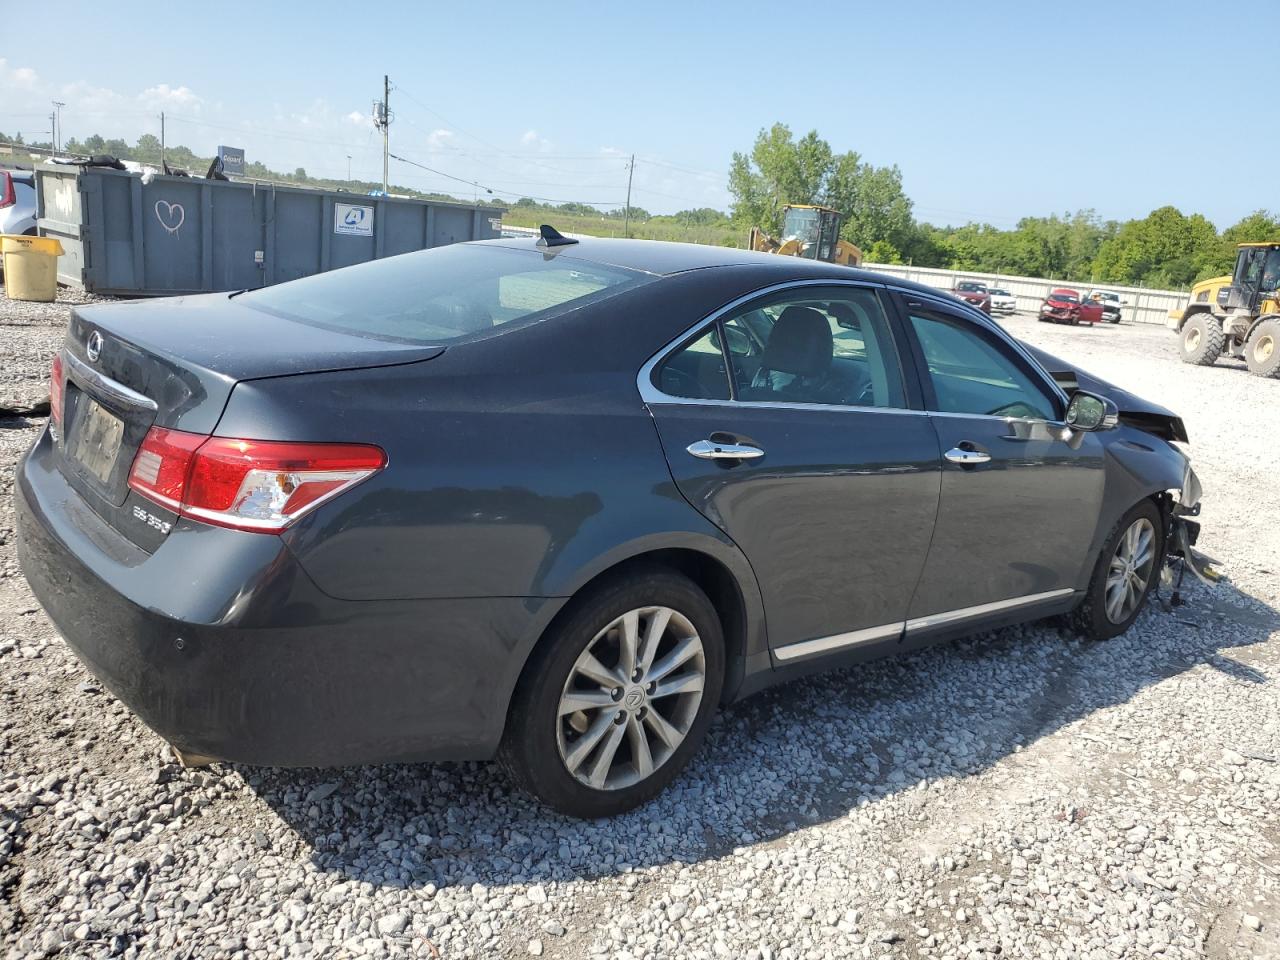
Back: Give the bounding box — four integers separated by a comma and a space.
1, 234, 64, 303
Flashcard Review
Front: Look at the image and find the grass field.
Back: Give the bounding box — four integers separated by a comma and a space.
500, 208, 743, 248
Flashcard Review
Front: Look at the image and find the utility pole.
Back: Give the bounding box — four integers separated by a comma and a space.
51, 101, 65, 151
160, 112, 166, 169
380, 75, 391, 194
624, 154, 635, 238
347, 154, 352, 182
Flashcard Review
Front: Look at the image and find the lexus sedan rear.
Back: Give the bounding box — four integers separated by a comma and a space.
17, 235, 1209, 818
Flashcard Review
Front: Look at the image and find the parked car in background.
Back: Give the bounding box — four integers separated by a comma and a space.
1039, 288, 1103, 325
17, 235, 1207, 818
952, 280, 991, 313
988, 287, 1018, 315
0, 169, 37, 237
1087, 289, 1123, 324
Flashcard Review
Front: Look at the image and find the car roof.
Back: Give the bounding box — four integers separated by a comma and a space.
470, 236, 947, 296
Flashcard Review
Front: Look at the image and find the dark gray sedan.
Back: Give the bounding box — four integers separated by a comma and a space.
16, 231, 1209, 817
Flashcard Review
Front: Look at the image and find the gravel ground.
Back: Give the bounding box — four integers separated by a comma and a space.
1, 290, 1277, 960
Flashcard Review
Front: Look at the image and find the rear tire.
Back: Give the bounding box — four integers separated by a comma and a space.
1071, 499, 1166, 641
499, 568, 724, 818
1179, 312, 1225, 366
1244, 317, 1280, 378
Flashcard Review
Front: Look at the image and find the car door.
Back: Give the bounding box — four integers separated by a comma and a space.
893, 293, 1106, 629
642, 282, 941, 662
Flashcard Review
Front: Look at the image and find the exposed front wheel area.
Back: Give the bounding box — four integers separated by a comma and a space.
1073, 500, 1166, 640
1104, 517, 1157, 624
501, 570, 724, 818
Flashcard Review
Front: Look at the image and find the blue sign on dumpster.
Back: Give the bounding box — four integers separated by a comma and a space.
217, 145, 245, 176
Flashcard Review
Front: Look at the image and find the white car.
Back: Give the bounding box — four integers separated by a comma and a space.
988, 287, 1017, 314
0, 169, 37, 237
1086, 290, 1123, 324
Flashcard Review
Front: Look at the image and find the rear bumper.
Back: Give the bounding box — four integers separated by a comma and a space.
16, 429, 562, 767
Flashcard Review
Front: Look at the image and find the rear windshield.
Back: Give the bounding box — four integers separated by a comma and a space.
239, 244, 649, 345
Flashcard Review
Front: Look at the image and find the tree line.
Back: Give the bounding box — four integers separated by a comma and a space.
728, 123, 1276, 288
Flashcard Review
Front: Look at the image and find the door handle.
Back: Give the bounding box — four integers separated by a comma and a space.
686, 439, 765, 461
944, 445, 991, 466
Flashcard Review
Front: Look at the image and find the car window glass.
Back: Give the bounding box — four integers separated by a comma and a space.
908, 310, 1057, 420
656, 328, 732, 400
725, 288, 907, 408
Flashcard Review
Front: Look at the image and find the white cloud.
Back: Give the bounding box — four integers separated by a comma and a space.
345, 110, 367, 126
426, 128, 455, 150
138, 84, 203, 113
521, 129, 538, 145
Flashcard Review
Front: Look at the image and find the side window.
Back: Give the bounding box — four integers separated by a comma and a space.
727, 287, 907, 408
656, 328, 731, 400
907, 309, 1058, 420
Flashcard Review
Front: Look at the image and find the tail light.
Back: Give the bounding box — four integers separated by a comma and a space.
0, 172, 14, 210
128, 427, 386, 532
49, 353, 64, 434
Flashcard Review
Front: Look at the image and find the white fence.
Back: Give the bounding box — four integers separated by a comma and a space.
862, 262, 1185, 327
496, 224, 1188, 327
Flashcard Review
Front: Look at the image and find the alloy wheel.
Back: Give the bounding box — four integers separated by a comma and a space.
556, 606, 705, 791
1105, 517, 1157, 624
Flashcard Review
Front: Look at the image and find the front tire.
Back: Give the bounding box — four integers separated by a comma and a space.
500, 568, 724, 818
1071, 500, 1165, 641
1179, 312, 1225, 366
1244, 317, 1280, 378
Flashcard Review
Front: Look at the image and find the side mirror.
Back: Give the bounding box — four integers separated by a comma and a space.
1065, 391, 1119, 431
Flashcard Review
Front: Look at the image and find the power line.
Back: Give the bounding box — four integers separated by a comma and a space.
388, 150, 627, 206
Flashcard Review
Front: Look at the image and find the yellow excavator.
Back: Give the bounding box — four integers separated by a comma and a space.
748, 204, 863, 267
1169, 241, 1280, 378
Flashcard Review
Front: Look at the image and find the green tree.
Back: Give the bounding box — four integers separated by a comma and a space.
1092, 206, 1218, 287
728, 123, 915, 255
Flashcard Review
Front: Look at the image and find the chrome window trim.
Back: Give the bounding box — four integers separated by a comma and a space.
904, 587, 1076, 633
888, 286, 1072, 412
773, 621, 904, 661
636, 278, 913, 411
63, 350, 158, 412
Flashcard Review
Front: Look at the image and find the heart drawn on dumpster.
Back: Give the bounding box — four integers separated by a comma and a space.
155, 200, 185, 236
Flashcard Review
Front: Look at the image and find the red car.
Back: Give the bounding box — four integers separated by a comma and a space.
1038, 288, 1103, 325
952, 280, 992, 313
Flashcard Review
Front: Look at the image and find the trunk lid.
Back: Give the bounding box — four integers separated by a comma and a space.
56, 293, 442, 550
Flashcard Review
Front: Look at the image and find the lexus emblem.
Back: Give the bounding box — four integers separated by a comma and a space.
624, 689, 644, 709
86, 331, 103, 362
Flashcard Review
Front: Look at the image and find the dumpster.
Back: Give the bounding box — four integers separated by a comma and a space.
35, 165, 505, 296
1, 234, 64, 302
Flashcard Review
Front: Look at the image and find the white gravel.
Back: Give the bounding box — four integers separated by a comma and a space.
1, 297, 1277, 959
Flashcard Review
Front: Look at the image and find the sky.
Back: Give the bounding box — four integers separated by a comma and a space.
0, 0, 1262, 229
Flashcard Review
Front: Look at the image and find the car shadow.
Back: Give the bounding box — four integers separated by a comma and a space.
241, 576, 1276, 892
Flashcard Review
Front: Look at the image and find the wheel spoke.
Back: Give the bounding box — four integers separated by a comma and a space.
627, 714, 653, 778
575, 651, 623, 689
648, 635, 700, 683
638, 607, 671, 678
558, 688, 617, 716
1105, 581, 1126, 621
563, 711, 616, 774
586, 720, 627, 789
617, 610, 640, 680
652, 671, 705, 700
643, 707, 683, 750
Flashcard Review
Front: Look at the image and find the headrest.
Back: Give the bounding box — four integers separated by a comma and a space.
764, 306, 833, 377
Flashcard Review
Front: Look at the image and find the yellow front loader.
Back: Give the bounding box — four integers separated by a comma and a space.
1168, 241, 1280, 378
748, 204, 863, 267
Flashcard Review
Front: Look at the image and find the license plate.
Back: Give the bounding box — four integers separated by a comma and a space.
67, 398, 125, 484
